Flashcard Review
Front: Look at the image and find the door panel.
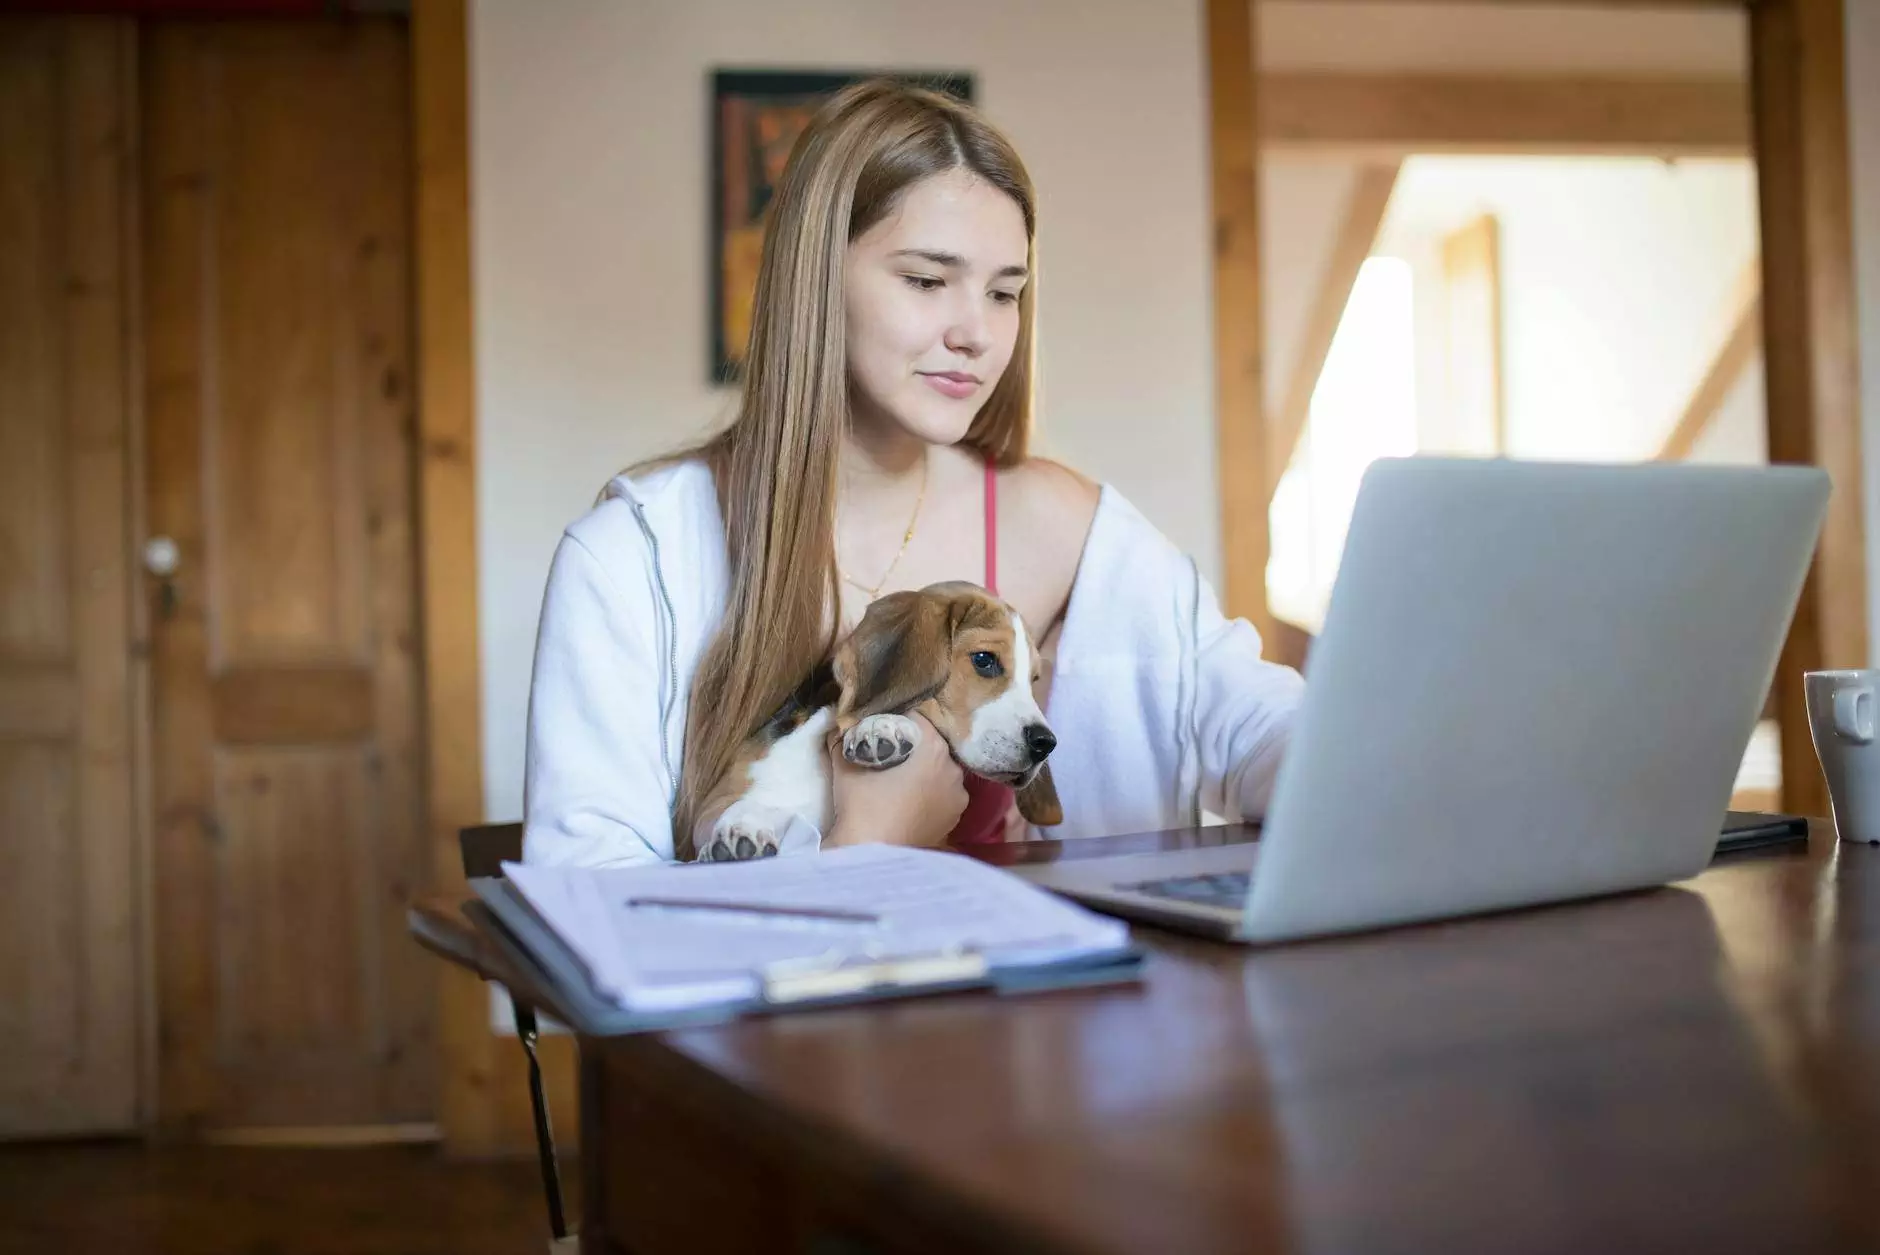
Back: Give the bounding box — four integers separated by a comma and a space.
143, 18, 429, 1131
0, 17, 141, 1137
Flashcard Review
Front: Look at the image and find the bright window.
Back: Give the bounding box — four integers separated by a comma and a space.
1267, 257, 1418, 633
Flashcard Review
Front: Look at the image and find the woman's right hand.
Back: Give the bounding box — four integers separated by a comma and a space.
825, 713, 968, 848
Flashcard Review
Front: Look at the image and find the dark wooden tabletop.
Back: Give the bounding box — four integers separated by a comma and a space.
561, 823, 1880, 1255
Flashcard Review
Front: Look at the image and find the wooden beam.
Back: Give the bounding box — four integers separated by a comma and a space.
1752, 0, 1867, 817
1209, 0, 1272, 638
1269, 162, 1400, 481
1261, 73, 1749, 156
412, 0, 580, 1159
411, 0, 478, 899
1440, 213, 1506, 456
1271, 0, 1741, 7
1655, 259, 1762, 462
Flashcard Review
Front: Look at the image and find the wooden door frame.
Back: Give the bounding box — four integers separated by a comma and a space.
410, 0, 579, 1156
1214, 0, 1867, 816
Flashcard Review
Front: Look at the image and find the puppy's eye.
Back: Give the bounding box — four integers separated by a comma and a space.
970, 651, 1004, 678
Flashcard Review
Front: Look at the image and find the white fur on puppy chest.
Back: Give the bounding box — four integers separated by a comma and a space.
735, 706, 835, 837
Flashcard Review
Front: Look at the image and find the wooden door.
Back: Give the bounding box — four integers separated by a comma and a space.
0, 17, 142, 1139
143, 19, 431, 1132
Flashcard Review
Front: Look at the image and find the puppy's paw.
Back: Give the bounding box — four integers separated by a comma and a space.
698, 808, 782, 862
843, 713, 919, 769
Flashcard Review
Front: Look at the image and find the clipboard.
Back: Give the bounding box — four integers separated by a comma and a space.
466, 876, 1147, 1037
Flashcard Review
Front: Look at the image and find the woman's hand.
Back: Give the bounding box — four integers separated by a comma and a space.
825, 712, 967, 848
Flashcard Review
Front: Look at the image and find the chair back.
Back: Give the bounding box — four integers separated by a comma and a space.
454, 819, 571, 1242
460, 821, 524, 880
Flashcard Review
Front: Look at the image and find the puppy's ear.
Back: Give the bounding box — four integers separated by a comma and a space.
832, 590, 953, 727
922, 580, 999, 633
1015, 762, 1063, 827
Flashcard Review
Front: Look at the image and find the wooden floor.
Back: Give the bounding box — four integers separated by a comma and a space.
0, 1141, 570, 1255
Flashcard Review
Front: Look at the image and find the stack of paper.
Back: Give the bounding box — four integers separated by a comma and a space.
501, 844, 1132, 1014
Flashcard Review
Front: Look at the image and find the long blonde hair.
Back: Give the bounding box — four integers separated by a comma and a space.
665, 79, 1039, 852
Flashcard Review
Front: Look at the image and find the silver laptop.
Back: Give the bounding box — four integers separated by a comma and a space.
1015, 458, 1828, 944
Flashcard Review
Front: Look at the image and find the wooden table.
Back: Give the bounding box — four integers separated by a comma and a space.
413, 824, 1880, 1255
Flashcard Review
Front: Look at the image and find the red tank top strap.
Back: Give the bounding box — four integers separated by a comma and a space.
984, 460, 998, 594
949, 458, 1013, 848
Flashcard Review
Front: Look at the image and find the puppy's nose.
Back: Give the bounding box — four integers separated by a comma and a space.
1024, 723, 1057, 763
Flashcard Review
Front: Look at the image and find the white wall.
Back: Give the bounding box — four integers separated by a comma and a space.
1851, 2, 1880, 666
1260, 159, 1365, 418
471, 0, 1218, 820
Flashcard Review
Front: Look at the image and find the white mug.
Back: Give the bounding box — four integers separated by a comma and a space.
1806, 669, 1880, 844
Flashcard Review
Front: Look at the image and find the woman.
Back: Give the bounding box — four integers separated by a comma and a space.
523, 79, 1302, 868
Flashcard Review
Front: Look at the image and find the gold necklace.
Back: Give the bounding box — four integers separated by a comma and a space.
838, 454, 929, 599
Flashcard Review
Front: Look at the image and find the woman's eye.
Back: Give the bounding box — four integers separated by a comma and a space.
971, 651, 1004, 678
990, 289, 1020, 305
903, 274, 943, 292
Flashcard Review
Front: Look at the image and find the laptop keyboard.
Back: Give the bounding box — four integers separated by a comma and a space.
1124, 870, 1252, 911
1120, 813, 1804, 915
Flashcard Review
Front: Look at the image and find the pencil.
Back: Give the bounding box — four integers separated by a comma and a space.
626, 895, 881, 925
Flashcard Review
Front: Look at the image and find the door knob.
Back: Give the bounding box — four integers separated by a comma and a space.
143, 535, 182, 618
143, 535, 181, 578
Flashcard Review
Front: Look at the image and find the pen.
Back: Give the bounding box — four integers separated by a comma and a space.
626, 896, 881, 925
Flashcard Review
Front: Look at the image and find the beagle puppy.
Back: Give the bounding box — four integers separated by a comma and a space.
692, 581, 1062, 862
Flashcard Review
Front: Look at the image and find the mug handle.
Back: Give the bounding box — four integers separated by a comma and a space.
1832, 686, 1876, 744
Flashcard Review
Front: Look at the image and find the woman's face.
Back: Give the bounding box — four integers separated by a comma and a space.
844, 168, 1029, 447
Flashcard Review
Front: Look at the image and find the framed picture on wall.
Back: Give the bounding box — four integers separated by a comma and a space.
710, 69, 975, 384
